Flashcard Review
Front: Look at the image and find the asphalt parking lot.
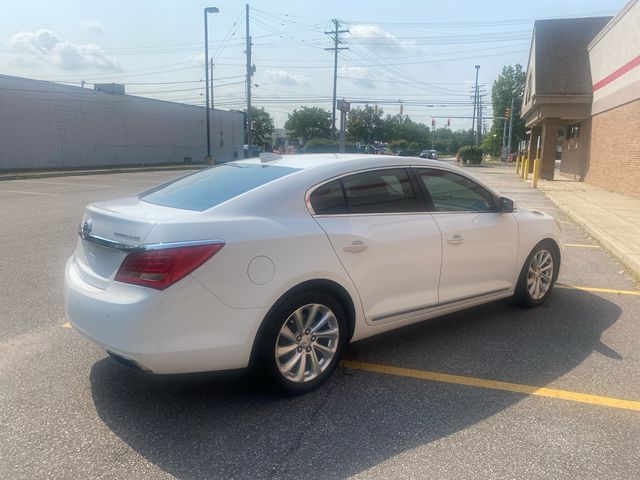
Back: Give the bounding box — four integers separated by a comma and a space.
1, 165, 639, 479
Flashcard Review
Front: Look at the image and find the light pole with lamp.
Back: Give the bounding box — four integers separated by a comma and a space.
204, 6, 219, 163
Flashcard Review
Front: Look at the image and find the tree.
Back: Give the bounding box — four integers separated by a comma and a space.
250, 107, 274, 148
284, 106, 332, 143
484, 64, 526, 156
231, 107, 274, 148
382, 114, 430, 148
347, 105, 385, 144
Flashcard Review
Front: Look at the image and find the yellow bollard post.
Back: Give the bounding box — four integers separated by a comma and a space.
523, 155, 530, 181
515, 153, 521, 175
519, 152, 524, 174
532, 157, 540, 188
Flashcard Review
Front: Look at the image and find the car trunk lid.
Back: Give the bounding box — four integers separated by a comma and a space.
74, 197, 187, 289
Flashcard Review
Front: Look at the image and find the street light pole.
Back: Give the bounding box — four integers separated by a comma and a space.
506, 96, 515, 161
204, 6, 219, 163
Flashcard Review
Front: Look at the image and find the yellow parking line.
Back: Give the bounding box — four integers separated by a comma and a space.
565, 243, 600, 249
559, 285, 640, 296
62, 322, 72, 328
341, 360, 640, 411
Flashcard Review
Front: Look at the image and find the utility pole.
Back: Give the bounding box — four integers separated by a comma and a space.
506, 96, 515, 161
245, 3, 255, 154
472, 65, 480, 145
337, 99, 350, 153
477, 92, 483, 143
325, 19, 349, 140
432, 118, 436, 148
501, 116, 508, 160
210, 59, 214, 109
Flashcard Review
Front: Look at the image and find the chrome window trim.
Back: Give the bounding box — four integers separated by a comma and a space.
79, 232, 224, 252
312, 212, 433, 218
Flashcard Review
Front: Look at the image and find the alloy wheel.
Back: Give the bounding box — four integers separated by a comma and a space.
527, 249, 554, 300
275, 303, 340, 383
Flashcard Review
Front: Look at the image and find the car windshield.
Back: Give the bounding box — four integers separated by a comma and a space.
140, 163, 300, 211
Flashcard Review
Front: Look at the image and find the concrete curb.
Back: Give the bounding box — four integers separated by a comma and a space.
0, 165, 206, 182
541, 189, 640, 279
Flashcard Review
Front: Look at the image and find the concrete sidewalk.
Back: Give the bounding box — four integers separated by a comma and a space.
537, 177, 640, 278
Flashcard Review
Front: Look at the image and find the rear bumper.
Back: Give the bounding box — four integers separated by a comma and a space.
64, 256, 265, 374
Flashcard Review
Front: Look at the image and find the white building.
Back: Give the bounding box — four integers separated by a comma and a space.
0, 75, 244, 170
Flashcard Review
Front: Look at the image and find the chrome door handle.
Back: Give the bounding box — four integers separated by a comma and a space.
447, 234, 464, 245
343, 241, 368, 253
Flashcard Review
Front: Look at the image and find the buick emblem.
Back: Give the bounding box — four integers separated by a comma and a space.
80, 218, 92, 240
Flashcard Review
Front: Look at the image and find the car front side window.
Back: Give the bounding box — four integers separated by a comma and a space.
416, 169, 497, 212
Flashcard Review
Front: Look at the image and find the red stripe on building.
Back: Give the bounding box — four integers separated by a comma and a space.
592, 54, 640, 92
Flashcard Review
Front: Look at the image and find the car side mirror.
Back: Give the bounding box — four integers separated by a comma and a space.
499, 197, 515, 213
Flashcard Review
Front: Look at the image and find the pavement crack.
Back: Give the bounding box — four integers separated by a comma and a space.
267, 373, 342, 479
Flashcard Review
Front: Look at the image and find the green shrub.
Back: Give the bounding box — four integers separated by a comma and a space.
457, 145, 484, 165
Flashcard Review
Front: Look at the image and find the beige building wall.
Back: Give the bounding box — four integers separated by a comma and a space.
589, 0, 640, 116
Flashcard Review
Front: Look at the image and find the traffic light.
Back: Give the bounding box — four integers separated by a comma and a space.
447, 118, 450, 127
505, 108, 511, 120
431, 118, 435, 127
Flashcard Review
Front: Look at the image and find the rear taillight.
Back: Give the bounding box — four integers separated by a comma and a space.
114, 243, 224, 290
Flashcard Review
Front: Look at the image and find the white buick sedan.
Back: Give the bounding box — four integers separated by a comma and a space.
65, 154, 562, 393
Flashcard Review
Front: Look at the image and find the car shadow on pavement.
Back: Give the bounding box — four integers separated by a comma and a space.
90, 288, 621, 480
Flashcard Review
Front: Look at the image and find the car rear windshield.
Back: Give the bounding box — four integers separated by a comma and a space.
140, 163, 300, 211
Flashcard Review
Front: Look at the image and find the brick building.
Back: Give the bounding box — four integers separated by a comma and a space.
522, 0, 640, 198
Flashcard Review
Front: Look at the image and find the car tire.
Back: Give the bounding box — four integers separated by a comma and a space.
258, 291, 347, 394
515, 240, 559, 308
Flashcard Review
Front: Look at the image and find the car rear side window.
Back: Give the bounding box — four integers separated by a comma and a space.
140, 163, 300, 211
309, 180, 348, 215
310, 168, 423, 215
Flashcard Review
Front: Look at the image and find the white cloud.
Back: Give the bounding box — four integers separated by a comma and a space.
8, 29, 121, 72
338, 66, 375, 89
349, 24, 417, 54
187, 53, 206, 66
82, 20, 107, 34
262, 69, 309, 87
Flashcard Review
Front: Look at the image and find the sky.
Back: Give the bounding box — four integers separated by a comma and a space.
0, 0, 628, 130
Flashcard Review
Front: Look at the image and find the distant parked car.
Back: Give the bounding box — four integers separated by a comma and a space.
65, 154, 562, 393
420, 149, 438, 159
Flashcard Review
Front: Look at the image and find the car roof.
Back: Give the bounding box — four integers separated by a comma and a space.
229, 153, 452, 177
206, 154, 503, 214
